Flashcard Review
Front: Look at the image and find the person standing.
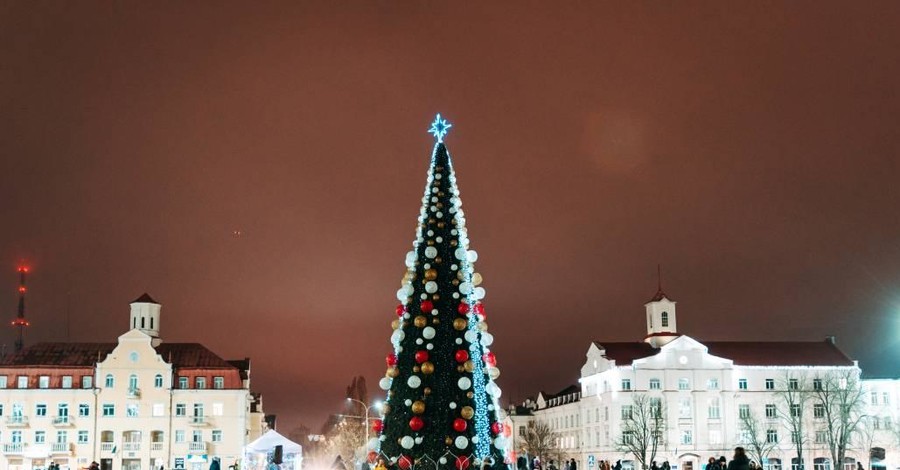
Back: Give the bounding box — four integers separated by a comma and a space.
727, 448, 751, 470
570, 458, 578, 470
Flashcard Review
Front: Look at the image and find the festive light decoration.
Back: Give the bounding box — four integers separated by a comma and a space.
428, 113, 453, 143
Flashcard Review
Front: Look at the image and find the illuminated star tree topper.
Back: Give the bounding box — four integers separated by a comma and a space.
428, 113, 452, 143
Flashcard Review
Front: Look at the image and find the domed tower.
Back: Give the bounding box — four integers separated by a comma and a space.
129, 293, 162, 346
643, 269, 678, 348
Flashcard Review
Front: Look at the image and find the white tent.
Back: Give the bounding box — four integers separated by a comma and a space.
243, 430, 303, 470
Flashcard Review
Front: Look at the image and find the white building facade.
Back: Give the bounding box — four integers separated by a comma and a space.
519, 289, 900, 470
0, 294, 268, 470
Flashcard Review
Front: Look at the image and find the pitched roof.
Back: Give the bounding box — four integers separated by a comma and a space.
593, 340, 855, 367
132, 293, 158, 304
0, 342, 239, 369
648, 288, 672, 302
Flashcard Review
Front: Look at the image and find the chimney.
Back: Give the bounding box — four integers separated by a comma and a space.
825, 335, 836, 345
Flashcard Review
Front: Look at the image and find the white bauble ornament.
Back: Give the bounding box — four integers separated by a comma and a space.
425, 247, 438, 258
439, 458, 448, 465
455, 338, 463, 345
425, 281, 438, 293
455, 248, 467, 260
396, 289, 408, 301
391, 330, 405, 345
436, 237, 443, 242
400, 436, 414, 449
380, 435, 386, 441
494, 436, 508, 449
379, 377, 392, 390
422, 327, 436, 339
458, 377, 472, 390
464, 330, 478, 343
427, 230, 434, 236
480, 332, 494, 346
473, 287, 485, 300
452, 293, 460, 299
449, 402, 457, 409
407, 376, 421, 389
455, 436, 469, 449
467, 250, 478, 262
405, 252, 416, 267
459, 282, 473, 295
415, 338, 423, 345
472, 435, 480, 444
404, 399, 412, 406
368, 438, 380, 450
415, 437, 423, 444
420, 293, 427, 300
426, 343, 433, 350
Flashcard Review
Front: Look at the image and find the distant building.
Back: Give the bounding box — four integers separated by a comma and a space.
0, 293, 268, 470
512, 287, 900, 470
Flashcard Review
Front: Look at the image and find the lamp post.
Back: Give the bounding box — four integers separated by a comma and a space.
345, 398, 382, 450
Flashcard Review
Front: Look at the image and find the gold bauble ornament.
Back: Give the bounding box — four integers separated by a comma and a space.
432, 318, 440, 324
438, 222, 446, 228
489, 367, 501, 380
453, 318, 467, 331
421, 361, 435, 375
437, 202, 444, 208
461, 406, 475, 420
414, 316, 427, 328
472, 273, 483, 286
478, 322, 488, 332
383, 404, 391, 414
450, 240, 457, 246
428, 218, 436, 224
457, 366, 465, 373
424, 387, 431, 395
435, 257, 442, 264
467, 391, 474, 399
452, 279, 460, 286
457, 271, 465, 281
391, 319, 400, 330
412, 400, 426, 414
445, 437, 453, 445
427, 240, 434, 246
464, 360, 475, 373
413, 366, 420, 373
386, 367, 399, 378
424, 269, 438, 281
432, 294, 440, 300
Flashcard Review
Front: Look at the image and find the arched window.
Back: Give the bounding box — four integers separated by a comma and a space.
154, 374, 163, 388
129, 374, 138, 390
661, 312, 669, 328
105, 374, 114, 388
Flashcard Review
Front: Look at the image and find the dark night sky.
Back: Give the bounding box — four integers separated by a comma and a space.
2, 2, 900, 432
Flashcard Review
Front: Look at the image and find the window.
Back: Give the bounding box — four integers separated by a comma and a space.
814, 404, 825, 419
36, 404, 47, 416
78, 430, 89, 444
766, 429, 778, 444
0, 404, 4, 416
679, 398, 692, 418
105, 374, 114, 388
791, 404, 801, 418
79, 404, 89, 417
661, 312, 669, 327
179, 377, 189, 389
129, 374, 138, 390
153, 403, 164, 417
213, 403, 224, 416
11, 431, 22, 443
35, 430, 46, 444
196, 377, 207, 389
649, 378, 661, 390
739, 404, 750, 419
678, 378, 690, 390
56, 430, 67, 444
212, 430, 223, 442
740, 430, 752, 444
82, 376, 93, 389
883, 392, 890, 405
192, 430, 202, 442
738, 378, 748, 390
58, 403, 69, 417
790, 378, 799, 390
813, 379, 823, 390
815, 431, 827, 443
155, 374, 164, 388
709, 430, 722, 446
621, 405, 633, 420
650, 398, 662, 418
214, 376, 224, 389
0, 375, 6, 388
193, 403, 204, 417
62, 376, 73, 389
681, 429, 692, 445
765, 379, 775, 390
765, 404, 778, 418
707, 378, 719, 390
884, 416, 892, 429
126, 404, 139, 417
623, 430, 634, 445
175, 430, 185, 443
791, 432, 801, 444
17, 376, 28, 389
176, 404, 186, 416
39, 376, 50, 389
621, 379, 632, 391
708, 398, 721, 419
102, 404, 115, 417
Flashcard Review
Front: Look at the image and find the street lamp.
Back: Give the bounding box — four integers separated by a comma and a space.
345, 398, 383, 448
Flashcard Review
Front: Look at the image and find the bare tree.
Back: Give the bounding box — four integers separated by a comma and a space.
521, 420, 559, 464
856, 416, 877, 469
615, 394, 667, 470
812, 370, 867, 470
739, 409, 778, 467
777, 372, 813, 470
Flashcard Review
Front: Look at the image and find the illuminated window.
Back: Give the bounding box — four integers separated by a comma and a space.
213, 377, 224, 389
155, 374, 163, 388
621, 379, 631, 391
105, 374, 114, 388
39, 376, 50, 389
661, 312, 669, 327
62, 376, 73, 389
179, 376, 189, 389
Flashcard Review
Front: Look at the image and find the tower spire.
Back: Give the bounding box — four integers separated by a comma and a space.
11, 265, 31, 353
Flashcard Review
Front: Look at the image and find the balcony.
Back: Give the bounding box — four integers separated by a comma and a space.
53, 415, 73, 426
189, 416, 207, 426
123, 442, 141, 452
151, 442, 164, 451
6, 416, 28, 426
3, 443, 24, 454
100, 442, 115, 452
127, 387, 141, 398
189, 441, 207, 452
51, 443, 71, 454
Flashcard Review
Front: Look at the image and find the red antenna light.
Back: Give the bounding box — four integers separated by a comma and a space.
12, 264, 30, 352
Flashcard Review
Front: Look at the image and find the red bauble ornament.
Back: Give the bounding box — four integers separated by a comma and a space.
456, 456, 471, 470
457, 302, 470, 315
396, 304, 407, 316
415, 350, 429, 364
420, 300, 434, 312
455, 350, 469, 363
409, 416, 424, 431
372, 419, 384, 433
472, 303, 485, 315
453, 418, 468, 432
398, 456, 413, 470
483, 352, 497, 367
386, 353, 398, 366
491, 421, 503, 435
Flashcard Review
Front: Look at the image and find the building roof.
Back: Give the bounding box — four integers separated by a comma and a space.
0, 342, 239, 369
593, 339, 855, 367
132, 292, 158, 304
648, 288, 672, 303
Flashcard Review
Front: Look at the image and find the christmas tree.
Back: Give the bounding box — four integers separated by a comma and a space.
372, 115, 509, 470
